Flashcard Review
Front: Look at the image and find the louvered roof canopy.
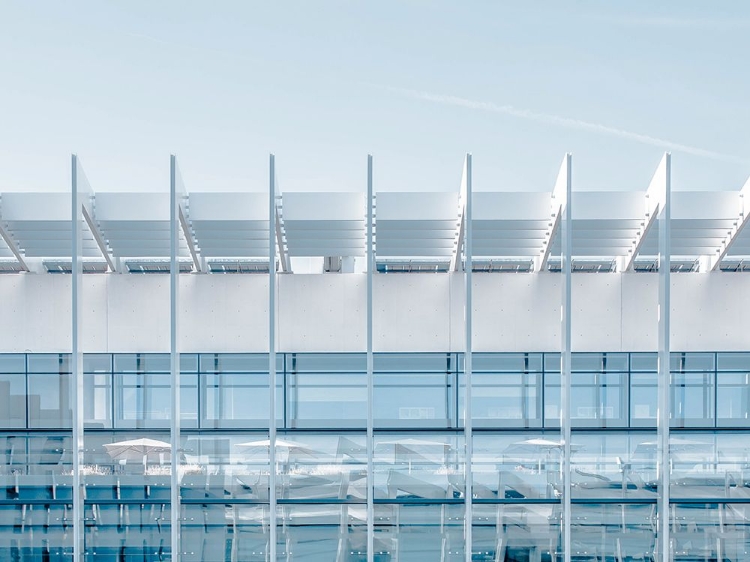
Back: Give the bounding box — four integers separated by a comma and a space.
1, 155, 748, 274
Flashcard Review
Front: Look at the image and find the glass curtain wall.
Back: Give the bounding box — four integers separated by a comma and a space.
279, 352, 366, 560
3, 352, 734, 433
3, 351, 750, 560
1, 354, 74, 560
372, 276, 463, 560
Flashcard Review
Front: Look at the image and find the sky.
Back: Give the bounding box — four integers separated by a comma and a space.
0, 1, 748, 195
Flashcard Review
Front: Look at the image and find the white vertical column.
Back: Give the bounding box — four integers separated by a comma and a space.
269, 154, 278, 562
657, 153, 672, 562
169, 155, 181, 560
366, 155, 375, 562
71, 154, 84, 562
560, 153, 572, 562
463, 153, 473, 562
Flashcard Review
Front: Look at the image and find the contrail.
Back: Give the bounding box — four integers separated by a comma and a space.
383, 86, 749, 165
586, 15, 750, 30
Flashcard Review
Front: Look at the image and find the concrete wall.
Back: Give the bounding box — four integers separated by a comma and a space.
0, 272, 746, 353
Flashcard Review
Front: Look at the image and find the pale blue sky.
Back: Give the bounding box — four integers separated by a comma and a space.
0, 1, 748, 194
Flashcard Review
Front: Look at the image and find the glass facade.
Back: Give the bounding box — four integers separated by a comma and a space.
2, 351, 749, 560
4, 133, 743, 560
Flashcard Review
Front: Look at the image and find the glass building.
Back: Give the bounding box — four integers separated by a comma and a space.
1, 153, 750, 561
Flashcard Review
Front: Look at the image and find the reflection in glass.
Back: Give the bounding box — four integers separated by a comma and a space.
114, 372, 197, 428
571, 504, 655, 561
474, 503, 559, 562
671, 370, 714, 428
374, 434, 464, 501
630, 372, 657, 427
375, 354, 453, 428
569, 433, 658, 499
375, 503, 464, 561
278, 504, 367, 560
276, 433, 366, 502
28, 373, 72, 428
83, 372, 112, 429
718, 372, 750, 426
200, 353, 276, 429
670, 503, 750, 560
0, 503, 74, 560
7, 352, 750, 560
84, 503, 171, 559
289, 372, 366, 428
202, 372, 275, 428
287, 354, 366, 428
570, 371, 627, 428
473, 433, 563, 500
0, 373, 26, 428
463, 352, 542, 428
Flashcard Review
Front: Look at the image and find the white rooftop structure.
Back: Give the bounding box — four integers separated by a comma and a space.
1, 157, 749, 275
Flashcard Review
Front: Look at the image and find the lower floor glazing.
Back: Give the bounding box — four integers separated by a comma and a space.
2, 352, 750, 560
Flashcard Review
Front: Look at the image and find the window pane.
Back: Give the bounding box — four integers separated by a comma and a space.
717, 352, 750, 371
0, 373, 26, 428
474, 503, 559, 562
28, 374, 72, 428
199, 353, 273, 373
671, 371, 714, 428
28, 353, 70, 374
202, 372, 280, 428
1, 503, 74, 557
462, 372, 542, 428
0, 354, 25, 373
278, 504, 367, 560
375, 372, 451, 428
570, 433, 657, 500
114, 353, 170, 373
473, 432, 562, 500
544, 372, 561, 426
374, 353, 451, 372
570, 372, 628, 428
630, 372, 656, 427
374, 433, 464, 500
572, 352, 628, 372
83, 353, 111, 373
289, 373, 366, 428
544, 353, 561, 373
83, 373, 112, 429
472, 353, 543, 372
630, 353, 657, 372
114, 372, 197, 428
375, 504, 465, 560
717, 372, 750, 426
571, 504, 655, 560
27, 434, 72, 474
671, 352, 715, 372
291, 353, 365, 372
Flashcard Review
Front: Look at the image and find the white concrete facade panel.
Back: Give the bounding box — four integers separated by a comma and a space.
105, 275, 170, 352
472, 274, 561, 352
0, 272, 749, 353
620, 274, 659, 350
373, 274, 452, 352
278, 273, 364, 352
181, 274, 269, 352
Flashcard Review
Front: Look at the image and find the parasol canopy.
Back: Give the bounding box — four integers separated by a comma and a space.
103, 437, 171, 468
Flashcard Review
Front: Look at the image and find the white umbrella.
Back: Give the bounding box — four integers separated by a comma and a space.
503, 438, 582, 455
376, 438, 451, 470
236, 439, 316, 469
633, 438, 712, 463
236, 438, 315, 456
337, 436, 366, 462
503, 438, 580, 473
103, 437, 171, 471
